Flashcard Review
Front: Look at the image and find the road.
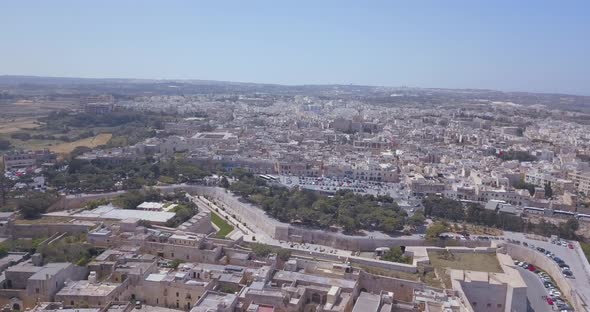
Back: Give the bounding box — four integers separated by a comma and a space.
516, 265, 553, 312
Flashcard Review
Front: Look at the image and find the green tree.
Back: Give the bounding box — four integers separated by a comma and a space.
409, 211, 426, 227
426, 221, 449, 240
170, 259, 183, 269
251, 243, 274, 258
276, 248, 292, 262
381, 246, 411, 264
18, 192, 56, 219
0, 139, 11, 150
544, 182, 553, 199
219, 176, 230, 188
0, 173, 15, 206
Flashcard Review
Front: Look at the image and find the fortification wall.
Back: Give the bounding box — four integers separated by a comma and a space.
12, 222, 93, 238
504, 243, 589, 312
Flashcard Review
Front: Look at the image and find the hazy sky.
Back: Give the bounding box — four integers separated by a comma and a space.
1, 1, 589, 95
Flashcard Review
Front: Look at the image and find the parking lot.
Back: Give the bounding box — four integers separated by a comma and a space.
277, 175, 405, 197
502, 231, 590, 310
514, 260, 572, 311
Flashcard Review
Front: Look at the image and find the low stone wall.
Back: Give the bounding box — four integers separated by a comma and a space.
503, 243, 589, 312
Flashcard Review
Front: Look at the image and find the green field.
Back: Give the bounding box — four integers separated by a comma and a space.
428, 250, 503, 273
211, 211, 234, 238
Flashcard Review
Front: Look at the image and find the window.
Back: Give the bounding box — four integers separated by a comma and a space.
36, 288, 39, 294
176, 292, 179, 297
497, 304, 502, 308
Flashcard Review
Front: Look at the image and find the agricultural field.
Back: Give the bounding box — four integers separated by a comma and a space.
0, 117, 40, 134
49, 133, 112, 154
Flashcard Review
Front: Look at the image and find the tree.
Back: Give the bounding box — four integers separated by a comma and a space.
544, 182, 553, 199
558, 218, 579, 240
381, 246, 411, 264
0, 139, 11, 150
251, 243, 273, 258
276, 248, 292, 262
170, 259, 183, 269
426, 221, 449, 240
0, 173, 15, 206
219, 176, 230, 188
17, 192, 56, 219
409, 211, 426, 227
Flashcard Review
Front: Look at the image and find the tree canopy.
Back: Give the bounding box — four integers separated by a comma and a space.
230, 174, 407, 234
17, 192, 58, 219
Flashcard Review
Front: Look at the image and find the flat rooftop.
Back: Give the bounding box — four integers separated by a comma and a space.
56, 280, 120, 297
47, 204, 175, 223
192, 291, 237, 311
352, 292, 380, 312
273, 271, 356, 290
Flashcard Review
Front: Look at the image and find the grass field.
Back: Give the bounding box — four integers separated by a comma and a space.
428, 250, 503, 273
49, 133, 112, 154
211, 211, 234, 238
0, 117, 40, 134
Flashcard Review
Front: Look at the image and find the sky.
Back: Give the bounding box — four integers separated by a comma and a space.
1, 1, 589, 95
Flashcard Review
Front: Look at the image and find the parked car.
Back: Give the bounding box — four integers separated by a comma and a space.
558, 263, 570, 269
528, 264, 536, 272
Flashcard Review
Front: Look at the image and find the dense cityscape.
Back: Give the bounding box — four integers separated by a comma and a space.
0, 77, 588, 312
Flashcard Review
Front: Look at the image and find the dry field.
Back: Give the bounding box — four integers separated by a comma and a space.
0, 117, 40, 134
428, 250, 503, 273
49, 133, 112, 154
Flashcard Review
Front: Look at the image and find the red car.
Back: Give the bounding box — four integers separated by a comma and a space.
546, 297, 553, 305
528, 264, 536, 272
568, 243, 574, 249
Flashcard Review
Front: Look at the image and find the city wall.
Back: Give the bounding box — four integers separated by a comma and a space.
181, 186, 489, 251
48, 185, 489, 251
503, 243, 589, 312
